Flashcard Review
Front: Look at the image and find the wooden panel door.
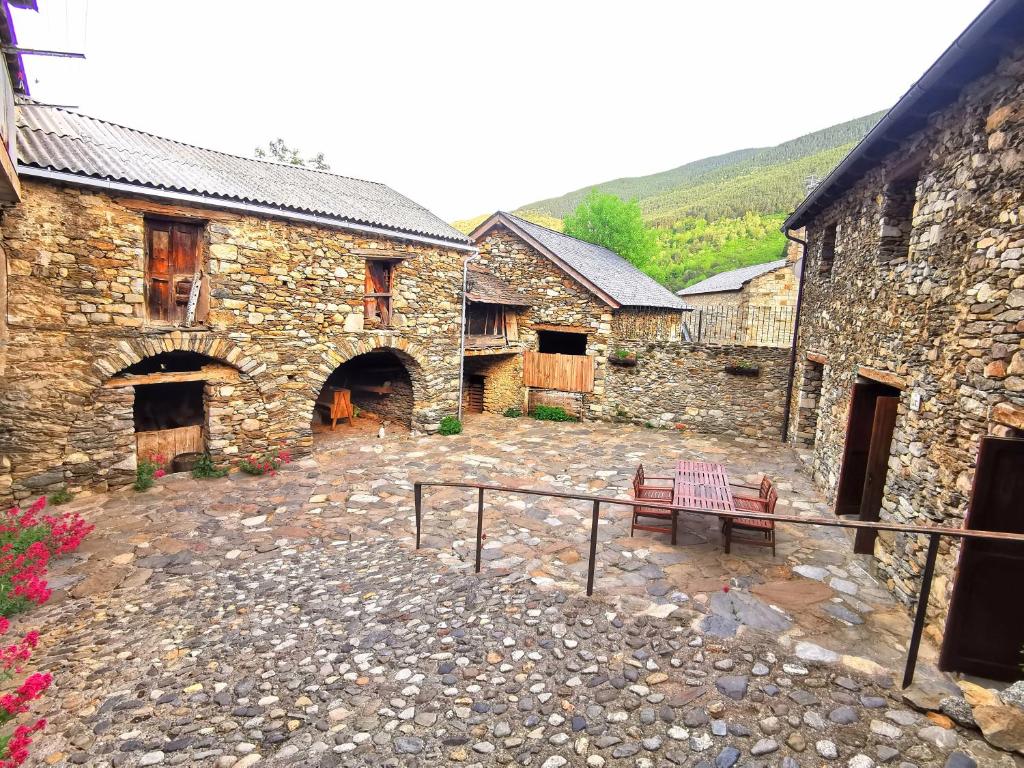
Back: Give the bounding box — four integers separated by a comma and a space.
835, 382, 876, 516
146, 221, 199, 324
940, 436, 1024, 680
853, 395, 899, 554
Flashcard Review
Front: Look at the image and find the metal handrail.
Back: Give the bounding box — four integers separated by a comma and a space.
413, 479, 1024, 688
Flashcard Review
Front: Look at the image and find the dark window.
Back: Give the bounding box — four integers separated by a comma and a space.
145, 220, 203, 323
537, 329, 587, 355
879, 172, 919, 262
820, 223, 837, 276
133, 381, 205, 432
467, 304, 505, 336
364, 260, 397, 326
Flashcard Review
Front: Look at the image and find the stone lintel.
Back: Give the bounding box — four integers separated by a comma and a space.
857, 366, 907, 390
806, 351, 828, 365
991, 401, 1024, 432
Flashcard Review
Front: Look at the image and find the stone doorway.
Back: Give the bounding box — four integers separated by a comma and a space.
313, 348, 417, 440
795, 358, 824, 447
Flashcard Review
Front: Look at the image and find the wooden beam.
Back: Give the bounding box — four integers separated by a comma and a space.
1, 46, 85, 59
858, 365, 907, 390
104, 365, 239, 388
529, 322, 596, 334
115, 196, 234, 221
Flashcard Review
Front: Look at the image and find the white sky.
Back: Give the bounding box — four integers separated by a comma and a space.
12, 0, 990, 221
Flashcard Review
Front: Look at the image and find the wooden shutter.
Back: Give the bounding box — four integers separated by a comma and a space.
146, 220, 201, 324
834, 382, 876, 516
364, 260, 395, 326
853, 395, 899, 553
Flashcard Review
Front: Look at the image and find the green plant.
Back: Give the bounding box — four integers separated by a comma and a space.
133, 454, 164, 492
532, 405, 576, 422
353, 404, 362, 418
503, 407, 522, 418
644, 421, 654, 429
191, 453, 228, 480
47, 488, 73, 505
438, 416, 463, 435
614, 348, 633, 359
239, 449, 291, 476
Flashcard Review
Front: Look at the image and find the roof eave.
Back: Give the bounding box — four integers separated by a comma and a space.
18, 166, 478, 252
783, 0, 1024, 231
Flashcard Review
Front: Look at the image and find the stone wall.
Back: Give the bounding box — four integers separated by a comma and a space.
464, 353, 523, 415
605, 343, 790, 437
789, 43, 1024, 637
0, 180, 466, 500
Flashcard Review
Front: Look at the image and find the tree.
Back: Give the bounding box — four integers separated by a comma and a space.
254, 138, 331, 170
562, 191, 658, 268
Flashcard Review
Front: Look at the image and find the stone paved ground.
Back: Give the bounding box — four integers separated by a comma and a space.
17, 417, 1022, 766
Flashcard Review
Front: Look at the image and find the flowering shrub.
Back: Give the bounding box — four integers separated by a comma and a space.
0, 496, 92, 765
239, 449, 291, 477
134, 453, 166, 492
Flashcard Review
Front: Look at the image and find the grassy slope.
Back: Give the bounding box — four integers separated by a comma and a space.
451, 111, 883, 290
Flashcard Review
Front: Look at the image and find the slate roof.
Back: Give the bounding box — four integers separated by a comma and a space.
475, 212, 689, 310
676, 259, 788, 296
467, 265, 530, 306
15, 104, 470, 246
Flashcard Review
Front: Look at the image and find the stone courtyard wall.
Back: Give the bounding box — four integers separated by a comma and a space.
0, 180, 466, 501
604, 343, 790, 437
789, 43, 1024, 637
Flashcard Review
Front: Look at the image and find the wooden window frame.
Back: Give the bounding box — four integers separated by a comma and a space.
144, 218, 207, 326
364, 259, 398, 327
466, 303, 506, 338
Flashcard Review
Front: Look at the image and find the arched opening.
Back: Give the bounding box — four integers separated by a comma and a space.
110, 351, 240, 472
312, 348, 416, 442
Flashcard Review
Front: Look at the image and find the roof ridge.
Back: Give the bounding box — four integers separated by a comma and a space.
501, 210, 618, 255
17, 103, 394, 191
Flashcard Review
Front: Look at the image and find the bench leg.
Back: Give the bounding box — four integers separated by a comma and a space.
723, 520, 732, 554
671, 511, 677, 546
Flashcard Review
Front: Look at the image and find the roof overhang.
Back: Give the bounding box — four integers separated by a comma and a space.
783, 0, 1024, 231
469, 211, 622, 309
19, 166, 479, 253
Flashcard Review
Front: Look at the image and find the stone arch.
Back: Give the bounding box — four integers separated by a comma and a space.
294, 336, 432, 440
57, 334, 277, 495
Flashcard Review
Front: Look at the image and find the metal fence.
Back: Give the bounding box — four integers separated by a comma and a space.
414, 479, 1024, 689
689, 305, 796, 347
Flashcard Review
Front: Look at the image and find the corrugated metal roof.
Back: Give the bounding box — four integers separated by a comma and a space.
676, 259, 788, 296
16, 104, 470, 245
489, 212, 690, 310
467, 265, 530, 306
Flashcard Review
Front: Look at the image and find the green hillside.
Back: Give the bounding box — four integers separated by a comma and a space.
516, 112, 883, 222
454, 111, 883, 291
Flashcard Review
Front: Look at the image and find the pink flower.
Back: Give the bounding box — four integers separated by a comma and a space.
154, 469, 166, 479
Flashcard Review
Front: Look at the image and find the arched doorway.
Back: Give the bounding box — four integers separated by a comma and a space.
312, 348, 418, 440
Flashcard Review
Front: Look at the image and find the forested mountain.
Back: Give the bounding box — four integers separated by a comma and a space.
453, 111, 883, 290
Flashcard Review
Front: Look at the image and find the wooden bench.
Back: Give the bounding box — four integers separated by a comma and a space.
315, 387, 354, 429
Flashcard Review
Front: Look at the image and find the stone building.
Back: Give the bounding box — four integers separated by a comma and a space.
783, 0, 1024, 680
675, 257, 798, 312
468, 212, 690, 419
0, 104, 474, 501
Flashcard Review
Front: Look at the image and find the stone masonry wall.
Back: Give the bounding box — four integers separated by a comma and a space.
789, 43, 1024, 639
605, 343, 790, 437
0, 180, 466, 500
464, 354, 523, 415
474, 226, 685, 420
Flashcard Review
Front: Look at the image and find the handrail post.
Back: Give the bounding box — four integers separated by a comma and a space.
475, 487, 485, 574
414, 482, 422, 549
902, 533, 939, 689
586, 499, 600, 596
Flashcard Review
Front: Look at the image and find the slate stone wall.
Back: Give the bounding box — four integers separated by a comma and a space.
790, 43, 1024, 636
0, 180, 466, 500
604, 343, 790, 437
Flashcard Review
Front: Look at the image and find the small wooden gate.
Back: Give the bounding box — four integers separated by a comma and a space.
463, 376, 484, 413
523, 351, 594, 393
136, 425, 204, 462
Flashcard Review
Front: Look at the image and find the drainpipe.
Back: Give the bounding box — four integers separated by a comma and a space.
780, 229, 808, 443
457, 251, 481, 422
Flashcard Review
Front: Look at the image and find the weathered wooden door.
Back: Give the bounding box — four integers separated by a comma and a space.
940, 436, 1024, 680
463, 376, 484, 413
146, 221, 200, 324
853, 395, 899, 553
835, 382, 877, 516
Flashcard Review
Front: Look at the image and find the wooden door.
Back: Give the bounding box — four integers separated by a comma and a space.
853, 395, 899, 553
835, 382, 877, 516
463, 376, 484, 413
146, 221, 200, 324
940, 436, 1024, 680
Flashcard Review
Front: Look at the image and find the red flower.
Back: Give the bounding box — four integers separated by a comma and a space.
154, 469, 166, 479
722, 585, 730, 593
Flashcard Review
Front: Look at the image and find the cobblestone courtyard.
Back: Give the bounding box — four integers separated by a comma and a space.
19, 418, 1016, 766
